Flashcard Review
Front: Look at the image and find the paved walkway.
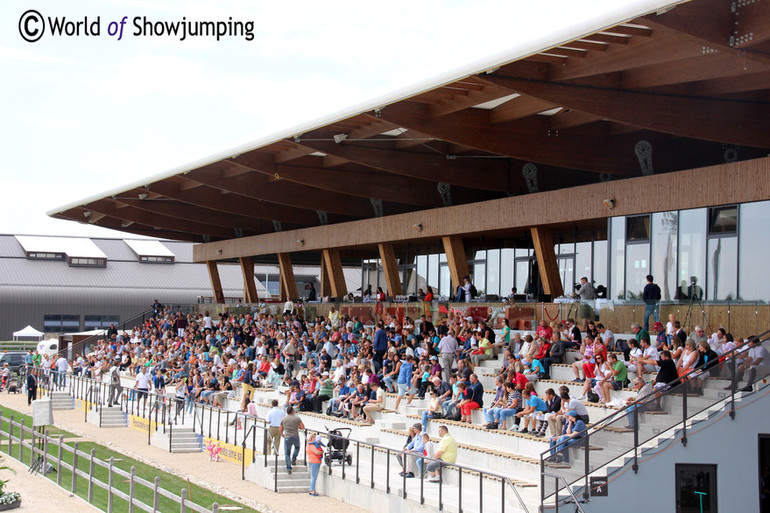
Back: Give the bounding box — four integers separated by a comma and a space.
0, 444, 100, 512
0, 393, 367, 513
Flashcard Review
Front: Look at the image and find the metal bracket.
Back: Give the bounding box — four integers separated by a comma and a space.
272, 220, 283, 232
522, 163, 539, 193
316, 210, 329, 225
370, 198, 384, 217
635, 140, 654, 175
437, 182, 452, 206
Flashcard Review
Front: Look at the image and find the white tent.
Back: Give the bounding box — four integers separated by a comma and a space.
12, 325, 44, 341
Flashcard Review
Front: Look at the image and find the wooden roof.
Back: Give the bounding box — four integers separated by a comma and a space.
51, 0, 770, 242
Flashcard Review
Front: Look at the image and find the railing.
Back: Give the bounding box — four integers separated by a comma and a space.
0, 411, 219, 513
46, 370, 532, 512
539, 329, 770, 511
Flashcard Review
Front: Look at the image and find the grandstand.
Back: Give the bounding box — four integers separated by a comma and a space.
33, 0, 770, 512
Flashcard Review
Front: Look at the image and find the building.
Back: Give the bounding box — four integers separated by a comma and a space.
0, 234, 360, 339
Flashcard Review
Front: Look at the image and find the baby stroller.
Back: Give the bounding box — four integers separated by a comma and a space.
6, 375, 19, 394
323, 426, 353, 466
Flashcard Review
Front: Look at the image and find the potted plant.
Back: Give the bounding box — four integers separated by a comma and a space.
0, 459, 20, 511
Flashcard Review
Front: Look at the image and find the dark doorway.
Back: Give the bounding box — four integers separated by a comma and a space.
760, 435, 770, 513
676, 464, 717, 513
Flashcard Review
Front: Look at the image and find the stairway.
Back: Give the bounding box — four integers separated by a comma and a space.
50, 391, 74, 410
169, 427, 202, 453
99, 406, 127, 428
263, 459, 311, 493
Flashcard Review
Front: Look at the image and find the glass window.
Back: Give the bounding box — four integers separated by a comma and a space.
44, 314, 81, 333
610, 217, 626, 299
739, 201, 770, 300
557, 242, 575, 254
575, 242, 592, 284
675, 464, 717, 513
474, 262, 486, 295
709, 205, 738, 235
428, 254, 440, 293
626, 215, 650, 241
487, 249, 500, 297
439, 264, 450, 298
514, 248, 532, 296
678, 208, 707, 301
593, 240, 608, 294
558, 256, 575, 295
500, 249, 515, 297
416, 255, 428, 295
651, 211, 678, 301
625, 243, 650, 300
707, 237, 737, 300
84, 315, 120, 330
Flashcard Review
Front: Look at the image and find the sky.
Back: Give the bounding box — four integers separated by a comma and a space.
0, 0, 673, 239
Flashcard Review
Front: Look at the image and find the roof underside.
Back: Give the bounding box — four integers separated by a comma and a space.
50, 0, 770, 244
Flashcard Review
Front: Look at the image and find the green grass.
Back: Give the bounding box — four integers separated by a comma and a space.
0, 405, 258, 513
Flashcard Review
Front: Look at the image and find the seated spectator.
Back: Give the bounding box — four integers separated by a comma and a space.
541, 334, 565, 377
600, 353, 627, 404
427, 425, 457, 482
442, 375, 461, 419
494, 382, 522, 430
572, 337, 598, 382
548, 389, 590, 437
458, 373, 484, 424
362, 382, 384, 425
548, 410, 587, 464
516, 388, 547, 434
577, 353, 608, 402
726, 337, 769, 392
625, 377, 656, 429
483, 377, 506, 429
400, 422, 425, 478
534, 388, 561, 437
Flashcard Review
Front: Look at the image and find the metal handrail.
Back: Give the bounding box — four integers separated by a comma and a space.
542, 473, 585, 513
57, 367, 535, 512
539, 328, 770, 508
504, 477, 531, 513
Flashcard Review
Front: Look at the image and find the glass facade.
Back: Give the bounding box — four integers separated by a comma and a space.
739, 201, 770, 300
357, 200, 768, 303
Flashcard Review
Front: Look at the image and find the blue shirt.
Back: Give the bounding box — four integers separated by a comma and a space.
526, 395, 547, 412
397, 361, 413, 385
374, 329, 388, 351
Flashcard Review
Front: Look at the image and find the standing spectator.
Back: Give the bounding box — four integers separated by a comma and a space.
266, 399, 286, 455
108, 360, 122, 407
438, 330, 459, 382
427, 425, 457, 482
455, 276, 473, 302
280, 406, 305, 474
642, 275, 662, 333
26, 369, 37, 405
306, 433, 324, 496
54, 354, 68, 388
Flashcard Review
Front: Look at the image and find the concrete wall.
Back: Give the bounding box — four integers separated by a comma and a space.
577, 391, 768, 513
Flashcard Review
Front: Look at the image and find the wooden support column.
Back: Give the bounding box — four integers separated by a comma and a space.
206, 261, 225, 303
320, 256, 331, 297
322, 249, 348, 298
238, 257, 259, 303
442, 236, 470, 293
378, 243, 403, 297
530, 227, 564, 297
277, 253, 298, 301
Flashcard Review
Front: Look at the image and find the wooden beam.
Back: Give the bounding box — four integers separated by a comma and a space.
530, 227, 563, 297
239, 257, 259, 303
206, 261, 225, 303
192, 158, 770, 262
374, 102, 638, 175
378, 243, 403, 297
322, 249, 348, 298
320, 255, 331, 297
277, 253, 298, 301
482, 74, 770, 147
298, 139, 512, 192
185, 164, 374, 218
147, 179, 317, 226
442, 236, 469, 296
488, 95, 557, 124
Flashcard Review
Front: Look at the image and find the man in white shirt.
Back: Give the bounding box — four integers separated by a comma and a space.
135, 368, 152, 409
728, 338, 770, 392
709, 328, 727, 354
55, 355, 69, 388
438, 330, 459, 382
265, 399, 287, 454
637, 338, 659, 373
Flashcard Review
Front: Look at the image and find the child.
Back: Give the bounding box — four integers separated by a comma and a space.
419, 433, 435, 476
666, 313, 676, 345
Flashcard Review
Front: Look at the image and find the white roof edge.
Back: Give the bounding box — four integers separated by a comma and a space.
47, 0, 685, 219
